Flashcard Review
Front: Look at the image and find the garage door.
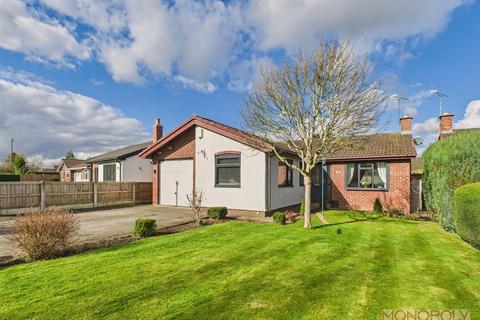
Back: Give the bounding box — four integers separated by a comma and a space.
160, 159, 193, 206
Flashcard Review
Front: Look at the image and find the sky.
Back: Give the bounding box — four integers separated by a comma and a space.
0, 0, 479, 167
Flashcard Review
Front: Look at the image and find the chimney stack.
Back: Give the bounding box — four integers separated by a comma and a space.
400, 115, 412, 134
153, 118, 163, 141
439, 112, 454, 134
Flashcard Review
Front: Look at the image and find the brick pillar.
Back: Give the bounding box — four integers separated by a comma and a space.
152, 158, 159, 205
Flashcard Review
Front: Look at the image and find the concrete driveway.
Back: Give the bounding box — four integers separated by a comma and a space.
0, 205, 193, 258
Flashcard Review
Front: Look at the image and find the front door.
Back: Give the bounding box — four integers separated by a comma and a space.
311, 164, 330, 207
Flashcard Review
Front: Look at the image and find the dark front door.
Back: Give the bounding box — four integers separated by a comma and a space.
311, 164, 330, 207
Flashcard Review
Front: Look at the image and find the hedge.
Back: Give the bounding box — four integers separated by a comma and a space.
453, 183, 480, 249
423, 130, 480, 231
0, 174, 20, 182
207, 207, 228, 219
133, 218, 157, 238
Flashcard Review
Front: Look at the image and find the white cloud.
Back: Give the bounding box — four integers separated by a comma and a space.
248, 0, 469, 54
0, 0, 90, 66
1, 0, 470, 91
0, 69, 149, 165
457, 100, 480, 129
174, 76, 217, 93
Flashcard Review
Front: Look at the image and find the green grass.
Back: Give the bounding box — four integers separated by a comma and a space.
1, 211, 479, 319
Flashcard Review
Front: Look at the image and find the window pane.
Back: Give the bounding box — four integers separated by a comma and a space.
347, 164, 358, 187
217, 157, 240, 165
359, 168, 373, 188
312, 167, 321, 185
278, 164, 287, 186
217, 167, 240, 185
373, 163, 387, 189
103, 164, 116, 181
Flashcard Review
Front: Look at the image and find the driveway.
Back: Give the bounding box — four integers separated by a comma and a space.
0, 205, 193, 258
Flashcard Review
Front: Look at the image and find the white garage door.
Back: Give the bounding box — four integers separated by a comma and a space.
160, 159, 193, 206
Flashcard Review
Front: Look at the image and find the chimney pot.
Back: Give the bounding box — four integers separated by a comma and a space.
153, 118, 163, 141
400, 115, 412, 134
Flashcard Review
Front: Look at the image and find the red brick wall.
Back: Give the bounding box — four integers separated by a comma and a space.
151, 127, 196, 204
59, 166, 72, 182
329, 160, 411, 213
439, 114, 453, 132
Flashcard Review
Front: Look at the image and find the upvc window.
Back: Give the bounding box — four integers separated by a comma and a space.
103, 164, 117, 182
346, 162, 388, 190
278, 160, 293, 187
215, 154, 241, 187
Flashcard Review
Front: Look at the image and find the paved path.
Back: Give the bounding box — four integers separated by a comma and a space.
0, 205, 193, 258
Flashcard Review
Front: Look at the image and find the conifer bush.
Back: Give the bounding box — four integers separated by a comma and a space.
423, 130, 480, 231
453, 183, 480, 249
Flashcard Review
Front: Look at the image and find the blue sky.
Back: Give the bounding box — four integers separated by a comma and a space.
0, 0, 479, 166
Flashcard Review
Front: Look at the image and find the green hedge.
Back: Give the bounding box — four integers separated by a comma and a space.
0, 174, 20, 181
453, 183, 480, 249
207, 207, 228, 219
423, 130, 480, 231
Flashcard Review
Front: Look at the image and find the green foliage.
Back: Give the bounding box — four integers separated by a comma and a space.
49, 175, 60, 182
64, 150, 76, 160
0, 174, 20, 181
423, 130, 480, 231
5, 153, 28, 175
273, 212, 286, 224
300, 199, 305, 215
373, 198, 383, 214
133, 218, 157, 238
453, 183, 480, 249
207, 207, 228, 219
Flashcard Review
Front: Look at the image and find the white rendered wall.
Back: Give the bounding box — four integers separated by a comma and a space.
268, 157, 305, 211
195, 127, 267, 212
122, 155, 153, 182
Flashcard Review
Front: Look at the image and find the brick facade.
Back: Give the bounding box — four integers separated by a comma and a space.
328, 160, 411, 213
152, 127, 195, 204
59, 166, 72, 182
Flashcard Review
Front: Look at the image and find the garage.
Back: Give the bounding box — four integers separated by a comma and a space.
159, 159, 193, 206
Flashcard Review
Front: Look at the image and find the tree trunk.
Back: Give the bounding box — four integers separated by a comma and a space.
304, 175, 312, 229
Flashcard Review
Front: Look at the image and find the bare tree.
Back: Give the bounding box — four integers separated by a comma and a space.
241, 41, 386, 229
187, 189, 205, 226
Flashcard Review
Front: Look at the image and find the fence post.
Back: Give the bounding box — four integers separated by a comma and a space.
93, 182, 98, 208
132, 182, 136, 204
40, 181, 45, 211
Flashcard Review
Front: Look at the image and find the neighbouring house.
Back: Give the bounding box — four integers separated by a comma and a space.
57, 159, 89, 182
86, 142, 153, 182
140, 115, 417, 215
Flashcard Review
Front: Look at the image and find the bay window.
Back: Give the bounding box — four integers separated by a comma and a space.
346, 162, 388, 190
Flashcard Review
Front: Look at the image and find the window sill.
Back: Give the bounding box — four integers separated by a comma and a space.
346, 187, 389, 192
215, 184, 241, 188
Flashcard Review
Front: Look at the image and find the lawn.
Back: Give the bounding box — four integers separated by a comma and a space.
0, 211, 479, 319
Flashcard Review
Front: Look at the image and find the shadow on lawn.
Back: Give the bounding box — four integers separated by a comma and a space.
312, 212, 382, 229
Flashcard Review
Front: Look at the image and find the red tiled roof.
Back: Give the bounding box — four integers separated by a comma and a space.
140, 115, 417, 160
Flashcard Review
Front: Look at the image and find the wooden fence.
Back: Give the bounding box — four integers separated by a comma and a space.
0, 182, 152, 215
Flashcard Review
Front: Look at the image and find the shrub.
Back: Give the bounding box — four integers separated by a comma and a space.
8, 209, 78, 261
0, 174, 20, 182
373, 198, 383, 214
300, 199, 305, 215
207, 207, 228, 219
133, 218, 157, 238
453, 183, 480, 249
273, 212, 286, 225
423, 130, 480, 231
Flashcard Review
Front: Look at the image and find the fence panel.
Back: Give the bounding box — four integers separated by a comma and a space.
97, 182, 133, 205
135, 182, 153, 203
0, 182, 41, 209
44, 182, 93, 207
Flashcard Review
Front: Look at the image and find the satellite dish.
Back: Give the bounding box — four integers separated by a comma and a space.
413, 137, 423, 146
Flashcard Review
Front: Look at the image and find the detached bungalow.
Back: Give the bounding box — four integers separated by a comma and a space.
87, 142, 153, 182
140, 115, 416, 215
57, 159, 88, 182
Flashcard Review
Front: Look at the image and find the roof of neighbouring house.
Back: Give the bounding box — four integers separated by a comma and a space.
86, 141, 152, 164
411, 157, 424, 175
140, 115, 417, 160
57, 159, 86, 172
